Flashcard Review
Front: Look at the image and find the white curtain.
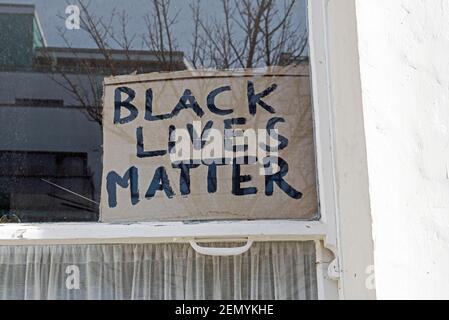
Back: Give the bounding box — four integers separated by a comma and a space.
0, 241, 317, 300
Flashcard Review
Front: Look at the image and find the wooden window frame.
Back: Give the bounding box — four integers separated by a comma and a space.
0, 1, 344, 300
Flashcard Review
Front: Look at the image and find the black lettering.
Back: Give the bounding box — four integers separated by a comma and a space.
232, 163, 257, 196
171, 89, 204, 118
114, 87, 138, 124
265, 157, 302, 199
207, 86, 233, 115
247, 81, 277, 115
145, 166, 175, 199
136, 127, 167, 158
106, 167, 139, 207
172, 163, 200, 196
144, 88, 172, 121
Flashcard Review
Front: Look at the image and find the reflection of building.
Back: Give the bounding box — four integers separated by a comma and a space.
0, 3, 186, 222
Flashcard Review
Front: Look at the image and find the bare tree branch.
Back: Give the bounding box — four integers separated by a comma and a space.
48, 0, 308, 125
143, 0, 180, 71
187, 0, 308, 69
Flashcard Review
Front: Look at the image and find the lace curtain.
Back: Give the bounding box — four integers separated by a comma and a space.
0, 241, 317, 300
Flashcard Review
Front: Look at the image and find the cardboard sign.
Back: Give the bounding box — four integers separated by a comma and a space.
100, 66, 317, 222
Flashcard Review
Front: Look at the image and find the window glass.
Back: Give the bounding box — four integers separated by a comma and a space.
0, 0, 313, 223
0, 241, 317, 300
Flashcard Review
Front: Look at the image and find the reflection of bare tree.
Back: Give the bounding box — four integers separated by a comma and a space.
189, 0, 308, 69
44, 0, 308, 125
41, 0, 139, 125
42, 0, 182, 125
143, 0, 180, 71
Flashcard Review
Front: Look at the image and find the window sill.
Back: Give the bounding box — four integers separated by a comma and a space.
0, 220, 327, 245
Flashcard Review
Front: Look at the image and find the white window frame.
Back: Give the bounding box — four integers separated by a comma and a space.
0, 1, 342, 300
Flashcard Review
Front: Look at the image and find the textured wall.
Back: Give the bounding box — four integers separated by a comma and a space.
356, 0, 449, 299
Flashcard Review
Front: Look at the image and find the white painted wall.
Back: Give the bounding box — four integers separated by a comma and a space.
355, 0, 449, 299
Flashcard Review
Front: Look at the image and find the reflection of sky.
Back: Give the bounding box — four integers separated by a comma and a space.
1, 0, 307, 54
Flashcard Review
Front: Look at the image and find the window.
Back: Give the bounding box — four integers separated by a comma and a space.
0, 241, 318, 300
0, 0, 339, 300
15, 98, 64, 107
0, 151, 96, 222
